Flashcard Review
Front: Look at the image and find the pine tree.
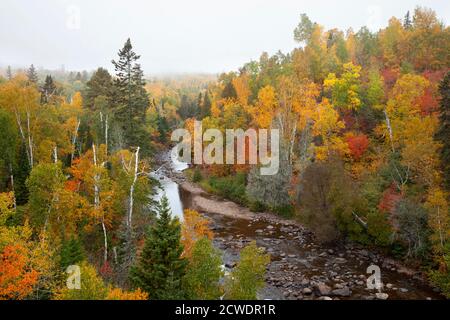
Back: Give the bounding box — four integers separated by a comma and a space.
41, 75, 56, 104
27, 64, 39, 85
111, 38, 149, 149
436, 72, 450, 191
60, 237, 85, 269
85, 67, 113, 109
129, 196, 187, 299
115, 220, 137, 287
404, 11, 412, 29
200, 91, 212, 119
6, 66, 12, 80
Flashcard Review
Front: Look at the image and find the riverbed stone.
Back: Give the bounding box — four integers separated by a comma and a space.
331, 287, 351, 297
315, 283, 332, 296
375, 292, 389, 300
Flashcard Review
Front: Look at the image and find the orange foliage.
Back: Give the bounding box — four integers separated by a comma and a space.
346, 134, 369, 161
0, 244, 39, 300
181, 209, 213, 258
106, 287, 148, 300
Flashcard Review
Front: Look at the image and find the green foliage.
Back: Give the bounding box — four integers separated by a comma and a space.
111, 38, 149, 152
129, 196, 187, 299
393, 198, 430, 259
225, 241, 270, 300
367, 210, 393, 246
183, 238, 223, 300
192, 168, 202, 183
59, 237, 85, 270
26, 163, 65, 231
56, 261, 108, 300
202, 172, 247, 205
429, 244, 450, 298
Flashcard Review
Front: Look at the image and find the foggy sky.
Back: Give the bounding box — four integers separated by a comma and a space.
0, 0, 449, 75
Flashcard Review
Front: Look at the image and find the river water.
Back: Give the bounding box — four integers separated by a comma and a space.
151, 152, 444, 300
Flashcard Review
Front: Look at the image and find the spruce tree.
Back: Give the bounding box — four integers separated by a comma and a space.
200, 91, 212, 118
111, 38, 149, 150
27, 64, 39, 85
129, 196, 187, 299
60, 237, 85, 269
41, 75, 56, 104
85, 67, 113, 109
436, 72, 450, 191
6, 66, 12, 80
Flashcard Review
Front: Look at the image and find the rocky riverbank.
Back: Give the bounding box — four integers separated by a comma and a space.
154, 150, 444, 300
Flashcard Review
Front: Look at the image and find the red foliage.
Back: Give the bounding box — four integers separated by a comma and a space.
381, 68, 399, 90
346, 134, 369, 161
417, 87, 438, 115
378, 184, 402, 214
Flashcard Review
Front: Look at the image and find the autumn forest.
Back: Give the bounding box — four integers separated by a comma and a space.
0, 5, 449, 302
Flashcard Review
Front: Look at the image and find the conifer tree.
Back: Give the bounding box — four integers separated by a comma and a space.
111, 38, 149, 150
129, 196, 187, 299
41, 75, 56, 104
27, 64, 39, 85
6, 66, 12, 80
59, 237, 85, 269
85, 67, 113, 110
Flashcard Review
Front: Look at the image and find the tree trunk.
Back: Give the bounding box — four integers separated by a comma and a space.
127, 146, 140, 227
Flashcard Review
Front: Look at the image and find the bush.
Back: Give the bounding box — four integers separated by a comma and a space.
273, 204, 295, 219
203, 173, 247, 205
192, 168, 202, 183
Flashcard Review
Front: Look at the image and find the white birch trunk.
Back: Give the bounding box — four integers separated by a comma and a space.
127, 146, 140, 227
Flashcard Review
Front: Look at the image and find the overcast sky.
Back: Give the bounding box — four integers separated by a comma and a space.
0, 0, 448, 75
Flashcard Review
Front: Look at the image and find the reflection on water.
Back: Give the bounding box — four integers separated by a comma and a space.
150, 152, 188, 220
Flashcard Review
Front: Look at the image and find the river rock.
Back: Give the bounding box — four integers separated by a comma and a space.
315, 283, 332, 296
375, 292, 389, 300
303, 287, 312, 295
335, 257, 347, 264
331, 287, 351, 297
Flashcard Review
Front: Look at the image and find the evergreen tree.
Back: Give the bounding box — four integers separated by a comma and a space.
41, 75, 56, 104
111, 38, 149, 149
115, 220, 137, 287
200, 91, 212, 119
60, 237, 85, 269
26, 64, 39, 85
85, 67, 113, 109
6, 66, 12, 80
130, 196, 187, 299
404, 11, 412, 29
436, 72, 450, 191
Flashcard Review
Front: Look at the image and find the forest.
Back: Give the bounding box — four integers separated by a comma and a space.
0, 6, 449, 300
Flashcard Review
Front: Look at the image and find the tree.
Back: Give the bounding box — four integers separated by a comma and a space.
6, 66, 12, 80
183, 238, 223, 300
59, 237, 85, 270
181, 209, 213, 258
130, 196, 187, 299
0, 244, 39, 300
0, 110, 18, 199
111, 38, 149, 149
54, 261, 108, 300
394, 198, 430, 258
294, 13, 315, 44
40, 75, 56, 104
27, 64, 39, 85
27, 163, 65, 232
436, 72, 450, 191
225, 241, 270, 300
85, 67, 113, 110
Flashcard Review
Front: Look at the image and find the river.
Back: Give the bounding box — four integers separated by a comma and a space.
151, 151, 444, 300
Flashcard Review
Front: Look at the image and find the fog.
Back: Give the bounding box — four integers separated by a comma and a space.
0, 0, 448, 74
